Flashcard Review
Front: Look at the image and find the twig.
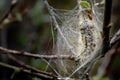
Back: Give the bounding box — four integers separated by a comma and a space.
0, 46, 75, 59
8, 54, 57, 78
97, 40, 120, 77
0, 0, 17, 24
110, 28, 120, 45
0, 62, 56, 80
102, 0, 112, 54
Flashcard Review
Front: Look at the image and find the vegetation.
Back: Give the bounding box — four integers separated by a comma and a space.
0, 0, 120, 80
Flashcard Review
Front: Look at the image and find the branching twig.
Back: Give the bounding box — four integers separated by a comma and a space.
97, 40, 120, 78
8, 54, 56, 77
0, 62, 56, 80
0, 46, 75, 59
0, 46, 74, 79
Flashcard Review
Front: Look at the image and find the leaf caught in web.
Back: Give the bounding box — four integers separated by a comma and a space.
80, 1, 91, 9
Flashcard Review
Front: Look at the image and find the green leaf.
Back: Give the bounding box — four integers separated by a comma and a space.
80, 1, 91, 9
100, 0, 105, 4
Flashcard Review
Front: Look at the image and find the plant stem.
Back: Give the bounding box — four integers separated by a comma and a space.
102, 0, 112, 55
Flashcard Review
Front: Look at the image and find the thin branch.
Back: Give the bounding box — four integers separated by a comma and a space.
0, 0, 17, 24
0, 62, 56, 80
97, 40, 120, 77
0, 46, 75, 59
102, 0, 112, 54
110, 28, 120, 45
8, 54, 56, 78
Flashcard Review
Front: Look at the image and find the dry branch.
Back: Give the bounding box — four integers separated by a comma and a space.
0, 0, 17, 24
8, 54, 56, 77
0, 62, 56, 80
0, 46, 74, 59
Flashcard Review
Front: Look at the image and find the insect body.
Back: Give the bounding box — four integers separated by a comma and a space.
54, 3, 103, 79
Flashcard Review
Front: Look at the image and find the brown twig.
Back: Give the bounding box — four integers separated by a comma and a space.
0, 0, 17, 24
0, 46, 74, 79
8, 54, 57, 78
97, 39, 120, 78
0, 46, 75, 59
0, 62, 56, 80
110, 29, 120, 45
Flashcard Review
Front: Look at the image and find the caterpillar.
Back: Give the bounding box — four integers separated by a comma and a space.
52, 1, 103, 79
